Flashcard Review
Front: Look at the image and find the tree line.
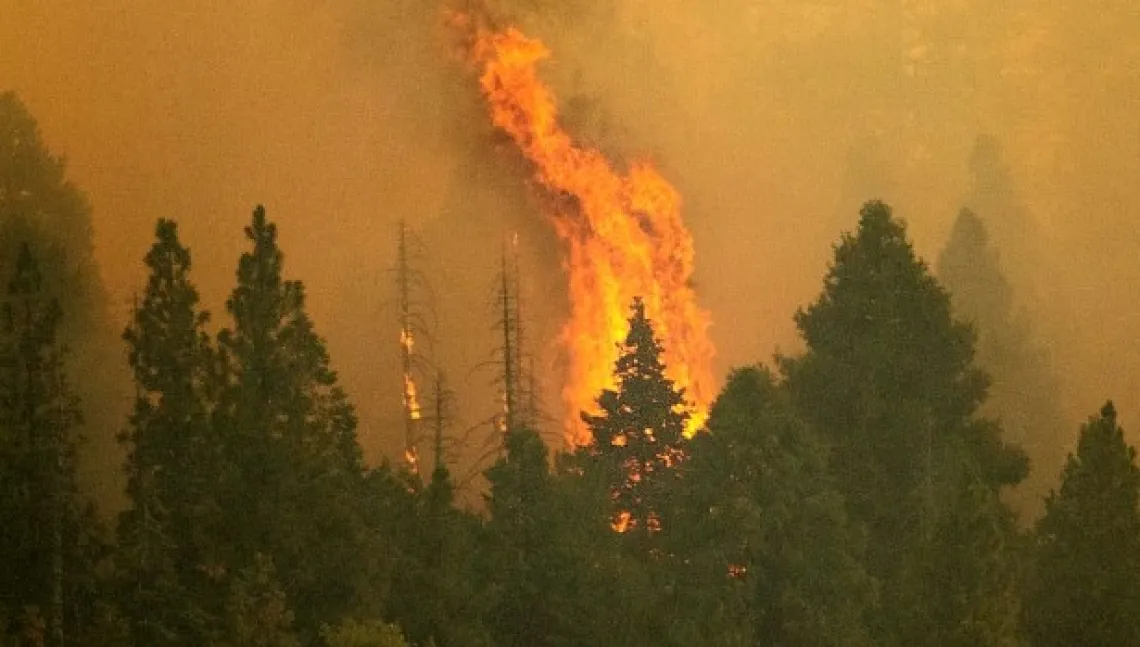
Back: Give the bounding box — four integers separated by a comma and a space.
3, 92, 1140, 646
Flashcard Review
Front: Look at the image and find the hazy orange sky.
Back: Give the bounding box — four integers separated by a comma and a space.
4, 0, 1140, 494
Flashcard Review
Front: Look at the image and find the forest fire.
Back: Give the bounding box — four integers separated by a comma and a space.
400, 327, 423, 473
464, 22, 715, 444
400, 329, 423, 423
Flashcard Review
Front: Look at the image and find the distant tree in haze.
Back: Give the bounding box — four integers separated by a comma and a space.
117, 219, 223, 644
0, 91, 126, 509
782, 200, 1026, 645
215, 206, 368, 641
672, 366, 873, 645
1023, 401, 1140, 646
965, 136, 1037, 279
579, 297, 688, 541
0, 245, 105, 646
0, 93, 104, 336
938, 207, 1068, 520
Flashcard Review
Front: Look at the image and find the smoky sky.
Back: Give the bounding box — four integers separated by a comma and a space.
4, 0, 1140, 492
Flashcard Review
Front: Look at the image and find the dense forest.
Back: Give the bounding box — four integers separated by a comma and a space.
3, 85, 1140, 647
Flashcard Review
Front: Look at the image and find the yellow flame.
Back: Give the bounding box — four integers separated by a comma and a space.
468, 24, 715, 445
401, 325, 422, 475
404, 374, 422, 421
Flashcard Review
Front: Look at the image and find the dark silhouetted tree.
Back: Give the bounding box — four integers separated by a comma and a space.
117, 219, 222, 644
215, 554, 299, 647
1024, 401, 1140, 646
580, 297, 688, 540
782, 201, 1026, 646
216, 206, 367, 640
672, 367, 873, 646
0, 245, 104, 646
481, 428, 583, 647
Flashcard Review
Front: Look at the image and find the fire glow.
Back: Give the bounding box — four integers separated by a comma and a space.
400, 326, 422, 473
466, 22, 715, 444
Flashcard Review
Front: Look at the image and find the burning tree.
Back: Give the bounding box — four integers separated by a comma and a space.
394, 219, 436, 478
580, 297, 688, 538
462, 19, 715, 445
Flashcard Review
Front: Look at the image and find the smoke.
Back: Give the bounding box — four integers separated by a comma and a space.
4, 0, 1140, 505
0, 92, 129, 510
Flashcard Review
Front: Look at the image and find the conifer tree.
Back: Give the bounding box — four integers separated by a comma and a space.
937, 207, 1067, 520
0, 92, 126, 510
580, 297, 688, 539
483, 424, 646, 647
481, 427, 558, 646
0, 245, 102, 646
782, 201, 1026, 645
216, 554, 300, 647
216, 206, 366, 639
1024, 401, 1140, 646
117, 219, 221, 644
673, 367, 873, 645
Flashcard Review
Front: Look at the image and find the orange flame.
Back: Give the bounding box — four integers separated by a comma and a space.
401, 327, 422, 474
401, 328, 423, 422
467, 24, 715, 445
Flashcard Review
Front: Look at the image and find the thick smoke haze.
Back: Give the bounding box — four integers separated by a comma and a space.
4, 0, 1140, 505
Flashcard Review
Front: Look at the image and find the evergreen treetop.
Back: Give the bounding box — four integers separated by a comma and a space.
117, 219, 221, 646
581, 297, 688, 535
1025, 401, 1140, 646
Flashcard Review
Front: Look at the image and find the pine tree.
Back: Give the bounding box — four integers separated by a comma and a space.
580, 297, 688, 539
1024, 401, 1140, 646
117, 219, 221, 644
481, 428, 558, 647
782, 201, 1026, 645
216, 554, 300, 647
672, 367, 873, 645
937, 207, 1068, 521
916, 477, 1022, 647
483, 425, 648, 647
0, 245, 102, 646
0, 92, 126, 510
215, 206, 367, 639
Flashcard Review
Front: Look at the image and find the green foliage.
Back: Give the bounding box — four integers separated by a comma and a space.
378, 465, 494, 647
674, 367, 874, 645
481, 428, 600, 647
321, 619, 412, 647
2, 152, 1132, 647
1024, 401, 1140, 646
117, 219, 222, 644
580, 297, 688, 538
214, 206, 371, 639
913, 479, 1022, 647
0, 245, 106, 646
783, 201, 1026, 645
215, 554, 299, 647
